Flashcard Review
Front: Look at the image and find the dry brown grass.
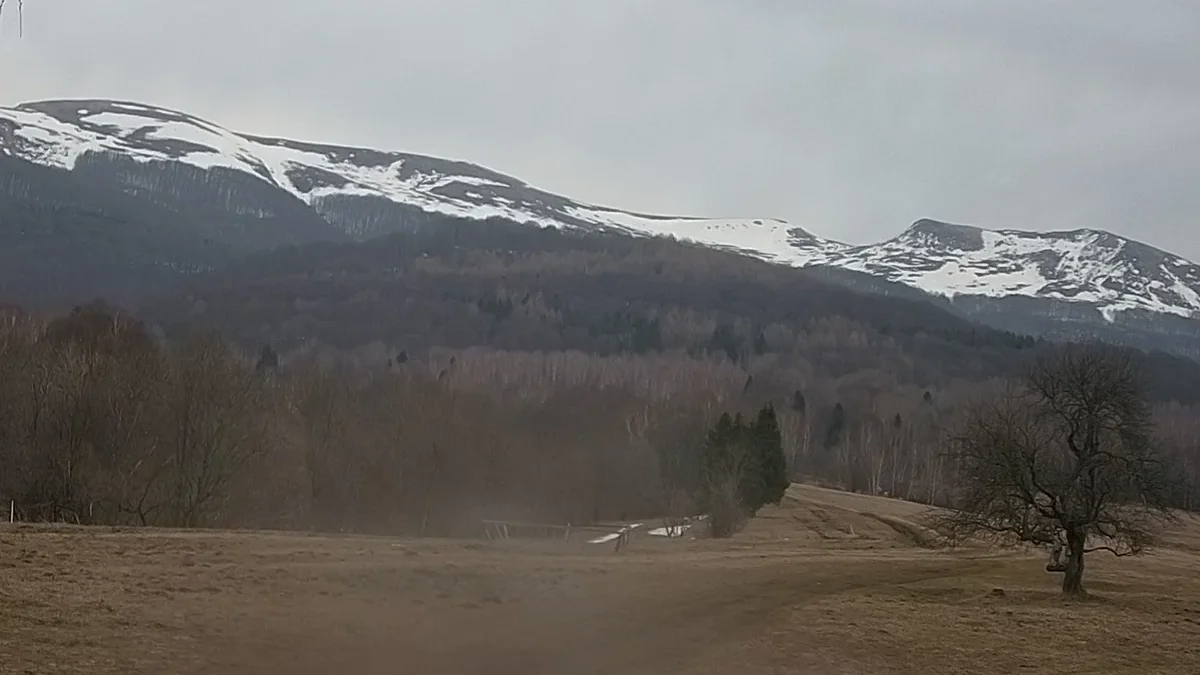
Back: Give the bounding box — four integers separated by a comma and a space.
2, 484, 1199, 674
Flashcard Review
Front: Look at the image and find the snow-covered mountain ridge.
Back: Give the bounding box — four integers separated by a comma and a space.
2, 98, 1198, 323
798, 220, 1200, 321
0, 98, 789, 241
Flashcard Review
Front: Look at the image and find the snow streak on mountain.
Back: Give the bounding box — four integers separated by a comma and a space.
2, 98, 1198, 322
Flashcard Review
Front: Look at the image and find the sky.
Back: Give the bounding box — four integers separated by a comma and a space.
2, 0, 1199, 259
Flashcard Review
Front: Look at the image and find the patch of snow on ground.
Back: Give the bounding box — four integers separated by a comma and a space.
647, 524, 690, 537
586, 522, 641, 544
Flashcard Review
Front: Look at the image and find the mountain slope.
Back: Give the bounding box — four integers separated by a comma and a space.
796, 220, 1200, 360
2, 98, 1198, 357
0, 98, 793, 242
803, 219, 1200, 321
136, 216, 1200, 404
0, 151, 244, 307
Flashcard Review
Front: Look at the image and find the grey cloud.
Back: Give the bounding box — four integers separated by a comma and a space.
2, 0, 1198, 259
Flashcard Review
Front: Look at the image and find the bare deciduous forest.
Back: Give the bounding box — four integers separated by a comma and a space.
3, 296, 1198, 537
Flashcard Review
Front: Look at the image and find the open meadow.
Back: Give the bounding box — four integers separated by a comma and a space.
2, 484, 1199, 675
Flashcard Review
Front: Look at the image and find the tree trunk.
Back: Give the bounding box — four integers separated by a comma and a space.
1062, 529, 1086, 595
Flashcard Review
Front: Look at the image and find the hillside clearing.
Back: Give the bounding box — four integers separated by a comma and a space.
2, 485, 1198, 674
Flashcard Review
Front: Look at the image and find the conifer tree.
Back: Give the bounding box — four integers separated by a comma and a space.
751, 404, 789, 508
823, 402, 846, 449
695, 406, 790, 533
753, 330, 769, 355
699, 412, 745, 537
791, 389, 806, 414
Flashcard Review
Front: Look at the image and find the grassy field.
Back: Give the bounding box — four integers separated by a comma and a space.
2, 484, 1199, 674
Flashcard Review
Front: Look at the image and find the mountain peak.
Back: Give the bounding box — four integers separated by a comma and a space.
895, 219, 985, 251
907, 217, 977, 232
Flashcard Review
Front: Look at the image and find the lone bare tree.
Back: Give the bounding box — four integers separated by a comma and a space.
929, 346, 1177, 595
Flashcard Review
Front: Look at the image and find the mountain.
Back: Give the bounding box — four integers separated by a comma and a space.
2, 98, 1198, 358
796, 220, 1200, 360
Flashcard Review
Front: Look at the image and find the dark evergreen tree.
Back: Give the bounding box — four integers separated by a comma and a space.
708, 322, 741, 364
823, 402, 846, 449
700, 412, 751, 538
698, 412, 737, 511
749, 404, 789, 509
791, 389, 806, 414
753, 330, 769, 355
732, 412, 765, 514
695, 406, 789, 530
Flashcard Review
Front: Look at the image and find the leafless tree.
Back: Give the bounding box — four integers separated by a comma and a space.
86, 343, 165, 525
928, 346, 1178, 595
160, 334, 270, 527
0, 0, 23, 37
637, 402, 706, 536
288, 360, 356, 528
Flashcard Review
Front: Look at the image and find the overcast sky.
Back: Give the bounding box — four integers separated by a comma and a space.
2, 1, 1198, 259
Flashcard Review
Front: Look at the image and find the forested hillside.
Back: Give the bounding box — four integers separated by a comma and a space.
0, 154, 235, 308
141, 217, 1200, 403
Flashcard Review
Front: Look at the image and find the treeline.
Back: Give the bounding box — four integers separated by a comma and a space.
1, 304, 1197, 536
